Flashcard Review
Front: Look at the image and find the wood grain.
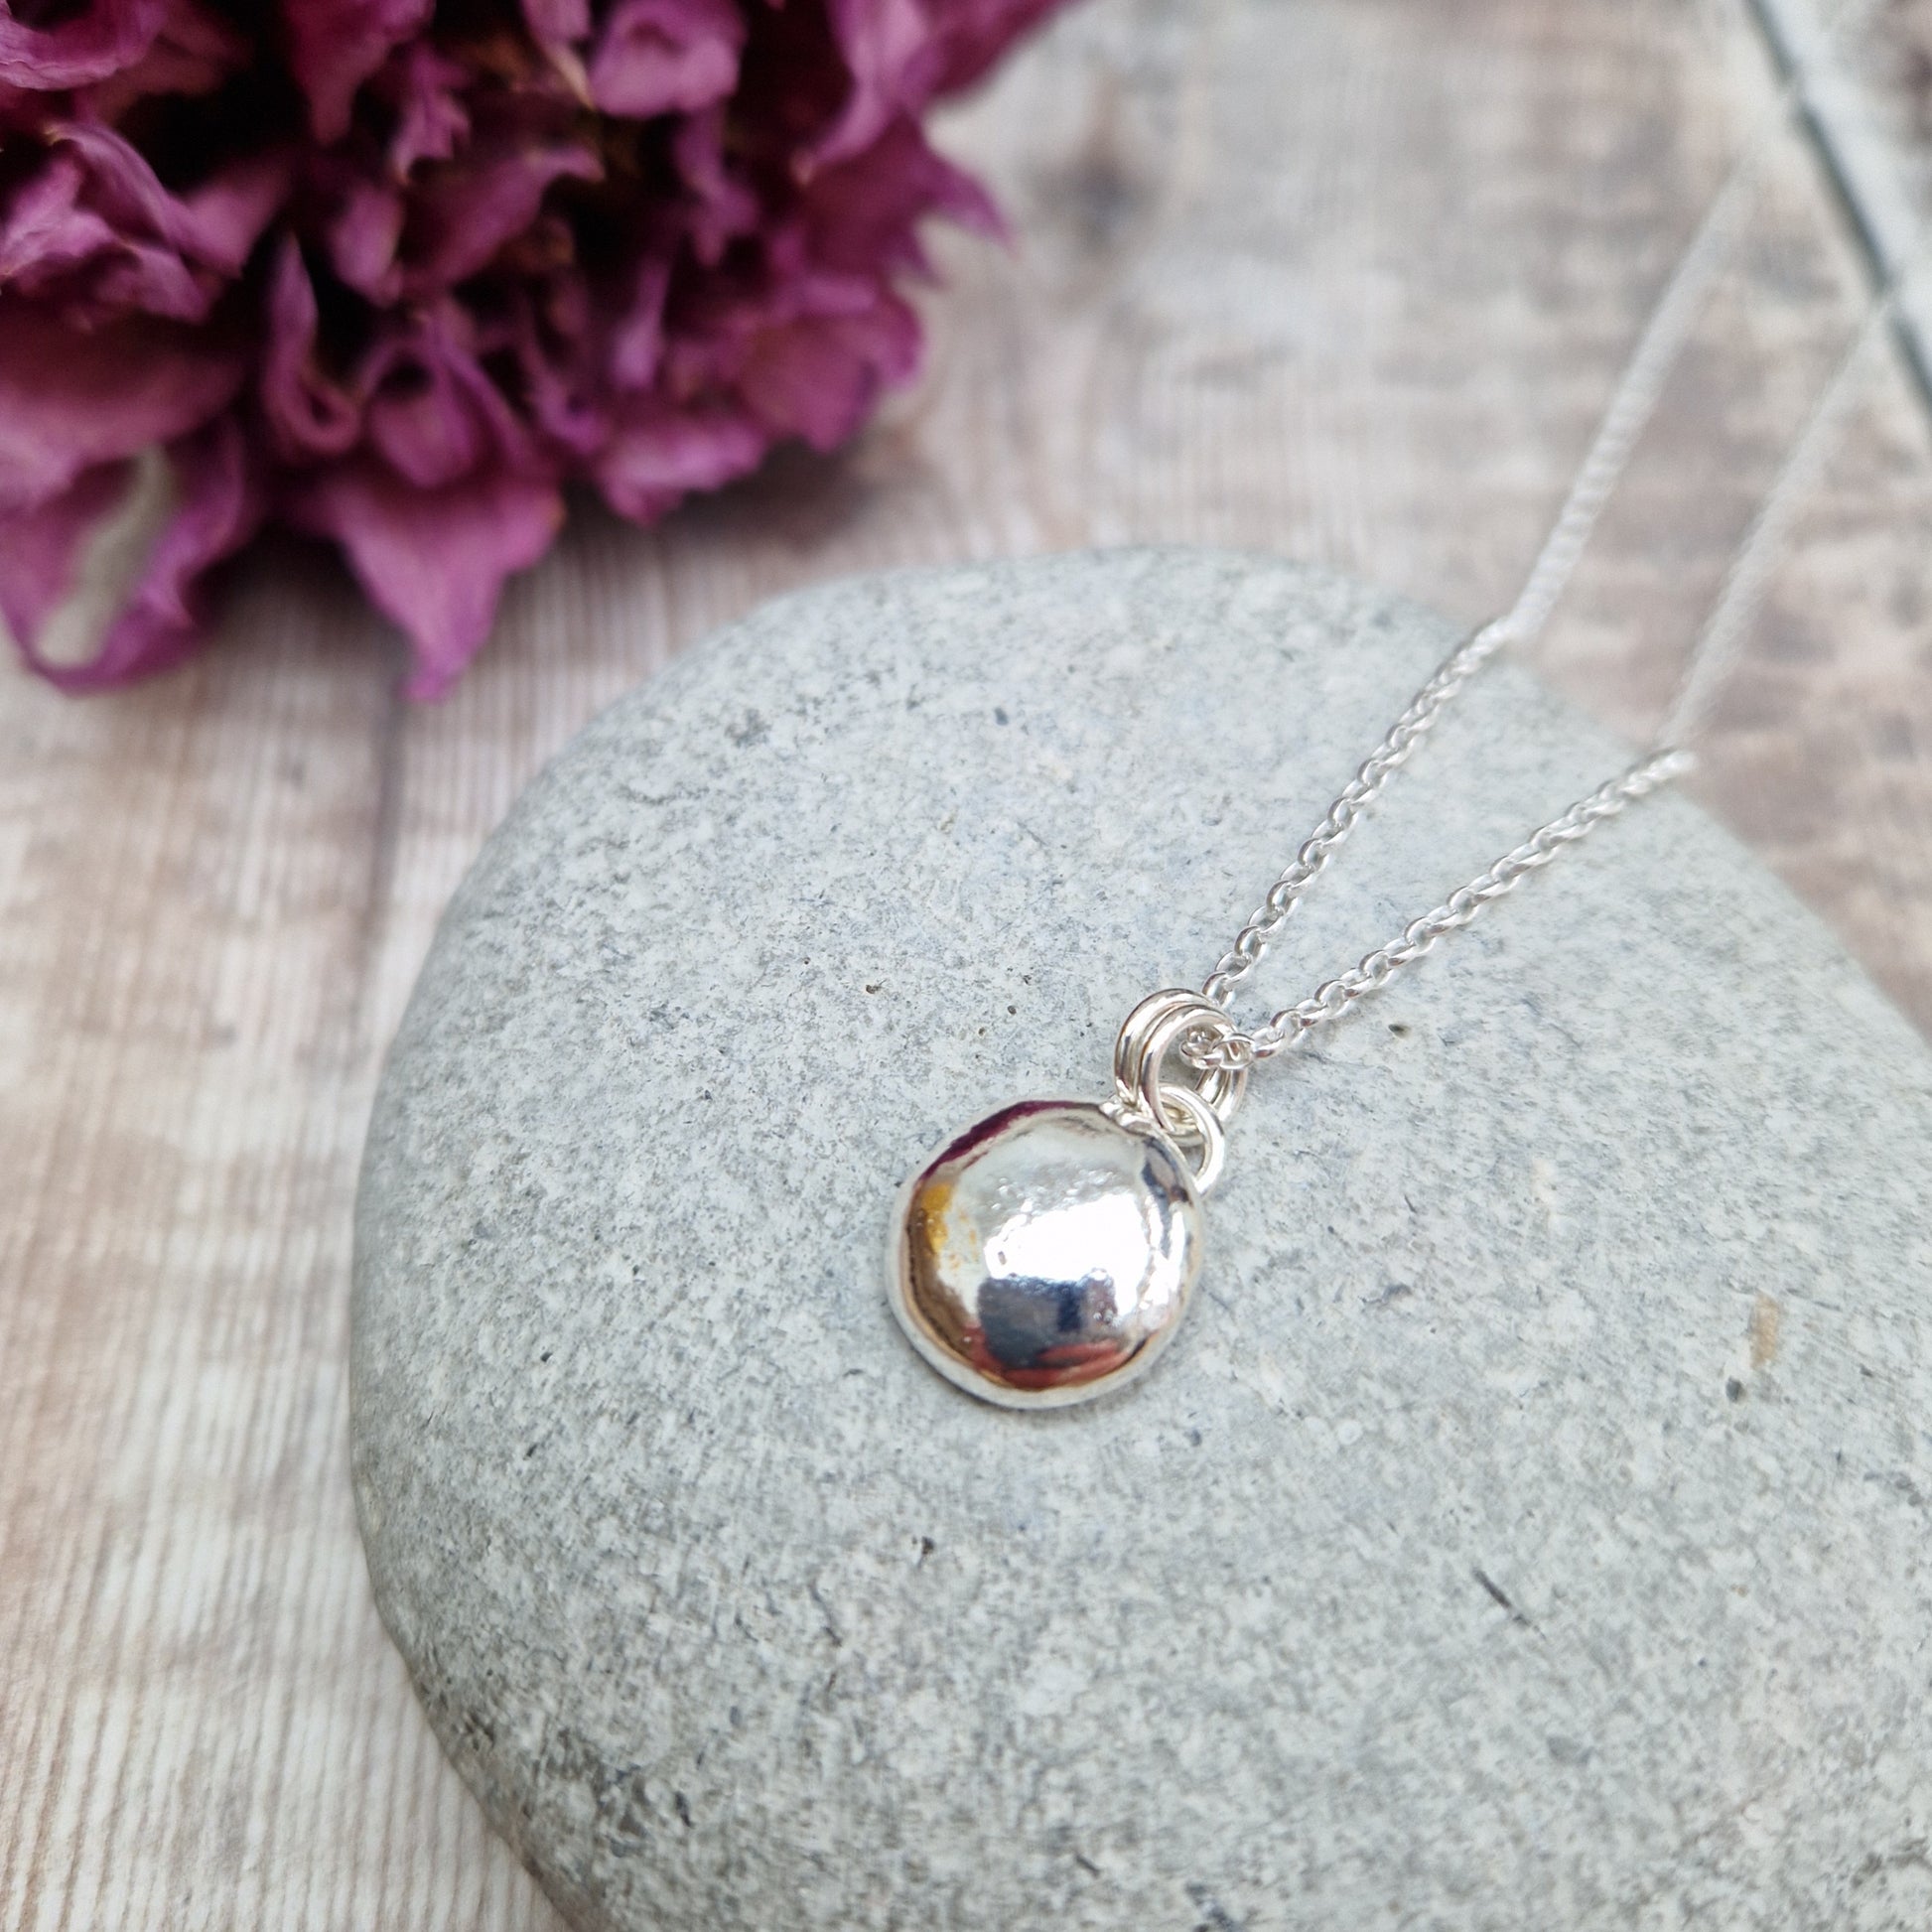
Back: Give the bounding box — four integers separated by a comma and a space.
3, 1, 1929, 1925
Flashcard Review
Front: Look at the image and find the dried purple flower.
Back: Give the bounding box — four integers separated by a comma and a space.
0, 0, 1066, 694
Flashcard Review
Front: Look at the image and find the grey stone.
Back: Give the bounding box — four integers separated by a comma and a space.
352, 550, 1932, 1932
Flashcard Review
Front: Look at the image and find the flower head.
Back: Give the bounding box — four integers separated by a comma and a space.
0, 0, 1066, 693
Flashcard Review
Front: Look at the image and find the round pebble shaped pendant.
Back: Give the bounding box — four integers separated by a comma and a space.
889, 1098, 1205, 1409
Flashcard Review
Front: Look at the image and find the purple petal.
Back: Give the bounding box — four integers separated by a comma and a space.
608, 254, 670, 392
0, 155, 119, 289
356, 304, 538, 487
399, 141, 600, 295
363, 355, 491, 491
50, 121, 289, 274
519, 0, 591, 49
259, 236, 361, 460
667, 260, 923, 452
588, 0, 744, 120
924, 0, 1072, 96
813, 0, 943, 169
0, 301, 245, 509
0, 0, 169, 91
1, 130, 288, 322
594, 400, 766, 523
813, 0, 1069, 168
0, 414, 261, 692
175, 149, 292, 273
801, 115, 1002, 279
672, 106, 759, 266
0, 461, 127, 647
375, 42, 473, 176
281, 0, 434, 143
77, 0, 250, 118
289, 456, 564, 697
736, 291, 922, 450
511, 284, 609, 459
324, 171, 405, 301
86, 234, 212, 318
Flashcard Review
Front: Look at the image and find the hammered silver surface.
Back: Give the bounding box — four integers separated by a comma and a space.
890, 1099, 1202, 1408
352, 551, 1932, 1932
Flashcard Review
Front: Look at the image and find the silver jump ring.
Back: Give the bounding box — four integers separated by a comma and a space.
1114, 989, 1248, 1134
1112, 989, 1247, 1183
1147, 1083, 1229, 1193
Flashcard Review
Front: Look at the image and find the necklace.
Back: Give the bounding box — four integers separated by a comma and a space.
886, 113, 1903, 1411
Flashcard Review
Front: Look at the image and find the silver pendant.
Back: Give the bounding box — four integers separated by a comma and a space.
888, 992, 1246, 1409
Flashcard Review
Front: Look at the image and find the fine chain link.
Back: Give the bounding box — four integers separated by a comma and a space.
1184, 21, 1894, 1077
1196, 625, 1510, 1010
1204, 749, 1692, 1065
1207, 289, 1900, 1074
1657, 286, 1897, 749
1196, 133, 1770, 1032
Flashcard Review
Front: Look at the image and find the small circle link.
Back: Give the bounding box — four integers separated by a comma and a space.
1147, 1084, 1228, 1194
1111, 990, 1247, 1190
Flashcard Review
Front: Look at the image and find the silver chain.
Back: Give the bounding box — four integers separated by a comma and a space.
1192, 748, 1692, 1071
1180, 36, 1901, 1078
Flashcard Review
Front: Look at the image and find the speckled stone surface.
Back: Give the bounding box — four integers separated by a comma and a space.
352, 550, 1932, 1932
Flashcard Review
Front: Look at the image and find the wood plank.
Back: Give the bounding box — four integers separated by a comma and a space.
3, 1, 1929, 1925
1751, 0, 1932, 405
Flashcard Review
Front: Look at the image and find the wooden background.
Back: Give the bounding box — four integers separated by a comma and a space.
4, 0, 1930, 1924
